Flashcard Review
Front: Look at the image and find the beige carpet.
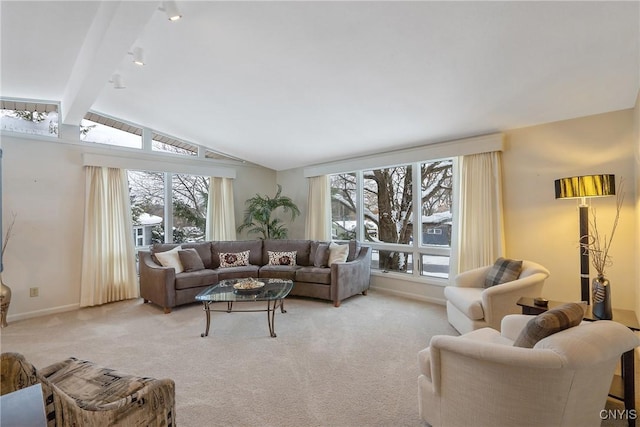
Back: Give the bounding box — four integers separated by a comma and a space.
0, 290, 634, 427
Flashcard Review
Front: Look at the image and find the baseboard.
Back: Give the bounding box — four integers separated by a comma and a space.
370, 285, 446, 306
6, 303, 80, 323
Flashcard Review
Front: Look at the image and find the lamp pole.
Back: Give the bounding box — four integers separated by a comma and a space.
578, 200, 590, 304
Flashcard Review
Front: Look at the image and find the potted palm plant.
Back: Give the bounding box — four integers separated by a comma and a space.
237, 185, 300, 239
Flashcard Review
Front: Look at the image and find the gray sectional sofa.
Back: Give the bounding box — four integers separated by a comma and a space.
139, 239, 372, 313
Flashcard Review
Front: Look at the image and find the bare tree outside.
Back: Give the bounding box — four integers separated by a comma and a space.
330, 160, 452, 272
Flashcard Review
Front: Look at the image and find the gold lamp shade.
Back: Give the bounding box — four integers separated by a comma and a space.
554, 174, 616, 199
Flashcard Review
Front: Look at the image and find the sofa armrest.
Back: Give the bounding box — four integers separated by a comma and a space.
1, 352, 39, 395
481, 272, 548, 330
138, 251, 176, 312
331, 246, 372, 307
454, 265, 492, 288
500, 314, 536, 341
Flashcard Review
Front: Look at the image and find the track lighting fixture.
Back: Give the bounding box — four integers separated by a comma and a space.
129, 47, 145, 66
110, 74, 126, 89
159, 1, 182, 21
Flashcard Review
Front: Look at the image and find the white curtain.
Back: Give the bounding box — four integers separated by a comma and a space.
457, 151, 505, 273
80, 166, 138, 307
305, 175, 331, 240
206, 177, 237, 240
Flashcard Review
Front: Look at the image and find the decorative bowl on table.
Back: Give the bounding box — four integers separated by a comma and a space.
233, 278, 265, 294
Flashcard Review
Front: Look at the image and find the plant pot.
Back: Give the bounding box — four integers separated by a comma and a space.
592, 275, 612, 320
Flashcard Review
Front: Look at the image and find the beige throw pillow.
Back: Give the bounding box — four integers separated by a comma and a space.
328, 242, 349, 265
154, 246, 184, 273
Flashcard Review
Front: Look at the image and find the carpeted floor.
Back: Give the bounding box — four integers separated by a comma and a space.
0, 290, 635, 426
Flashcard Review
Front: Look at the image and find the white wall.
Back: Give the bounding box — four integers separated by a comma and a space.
503, 109, 637, 309
2, 135, 276, 321
279, 109, 639, 309
635, 91, 640, 316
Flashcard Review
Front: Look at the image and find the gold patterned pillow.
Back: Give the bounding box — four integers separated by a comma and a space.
219, 250, 250, 268
268, 251, 297, 266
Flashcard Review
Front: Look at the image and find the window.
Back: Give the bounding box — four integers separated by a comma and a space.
152, 132, 197, 156
128, 170, 209, 248
330, 173, 358, 240
0, 100, 58, 137
81, 113, 142, 149
329, 158, 454, 280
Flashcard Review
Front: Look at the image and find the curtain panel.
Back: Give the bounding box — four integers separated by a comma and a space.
80, 166, 138, 307
305, 175, 331, 240
457, 151, 505, 273
206, 177, 237, 241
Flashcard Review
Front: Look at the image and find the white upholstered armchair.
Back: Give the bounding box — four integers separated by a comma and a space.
444, 259, 549, 334
418, 315, 640, 427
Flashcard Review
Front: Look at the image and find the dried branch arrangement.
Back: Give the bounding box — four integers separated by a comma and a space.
581, 183, 624, 277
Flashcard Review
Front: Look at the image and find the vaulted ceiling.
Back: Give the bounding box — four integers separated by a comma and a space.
1, 1, 638, 170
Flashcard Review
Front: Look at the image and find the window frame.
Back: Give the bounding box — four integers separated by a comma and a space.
329, 156, 458, 285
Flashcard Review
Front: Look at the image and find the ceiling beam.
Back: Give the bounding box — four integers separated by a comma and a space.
61, 1, 158, 125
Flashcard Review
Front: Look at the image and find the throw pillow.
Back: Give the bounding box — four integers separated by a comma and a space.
484, 257, 523, 288
328, 242, 349, 265
154, 246, 184, 273
268, 251, 297, 266
219, 250, 250, 268
513, 302, 586, 348
314, 243, 330, 267
178, 248, 205, 272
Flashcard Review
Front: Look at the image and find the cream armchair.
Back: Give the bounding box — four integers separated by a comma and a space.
418, 315, 640, 427
444, 260, 549, 334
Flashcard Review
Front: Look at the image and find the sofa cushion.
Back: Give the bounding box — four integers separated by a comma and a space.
212, 240, 263, 268
154, 246, 184, 273
309, 241, 329, 265
268, 251, 297, 266
259, 265, 300, 281
179, 248, 205, 272
263, 240, 311, 266
329, 242, 349, 265
175, 269, 218, 290
443, 287, 484, 320
219, 250, 250, 268
513, 302, 586, 348
216, 265, 260, 281
314, 243, 330, 267
484, 257, 523, 288
296, 266, 331, 285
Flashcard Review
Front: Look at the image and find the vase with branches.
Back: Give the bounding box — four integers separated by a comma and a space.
1, 212, 16, 327
580, 184, 624, 319
237, 185, 300, 239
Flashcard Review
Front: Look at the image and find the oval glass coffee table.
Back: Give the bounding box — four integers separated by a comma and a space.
195, 278, 293, 338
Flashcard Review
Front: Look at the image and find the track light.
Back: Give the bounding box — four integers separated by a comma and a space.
110, 74, 126, 89
129, 47, 145, 66
159, 1, 182, 21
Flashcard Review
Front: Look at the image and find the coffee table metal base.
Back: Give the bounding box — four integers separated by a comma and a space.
200, 299, 287, 338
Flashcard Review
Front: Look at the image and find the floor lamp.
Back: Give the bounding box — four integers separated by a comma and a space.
554, 174, 616, 304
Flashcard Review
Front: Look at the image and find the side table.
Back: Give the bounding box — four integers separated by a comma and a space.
517, 297, 639, 427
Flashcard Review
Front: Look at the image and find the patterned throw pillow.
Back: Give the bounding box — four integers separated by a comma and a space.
268, 251, 297, 266
513, 302, 586, 348
219, 250, 250, 268
178, 248, 205, 272
484, 257, 523, 288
